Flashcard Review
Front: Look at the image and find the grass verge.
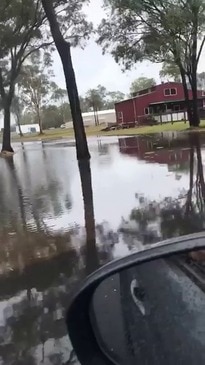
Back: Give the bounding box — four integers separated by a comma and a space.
10, 120, 205, 143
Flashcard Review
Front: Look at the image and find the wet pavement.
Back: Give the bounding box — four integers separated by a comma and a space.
0, 132, 205, 364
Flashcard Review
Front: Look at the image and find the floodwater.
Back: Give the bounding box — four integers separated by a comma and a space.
0, 131, 205, 364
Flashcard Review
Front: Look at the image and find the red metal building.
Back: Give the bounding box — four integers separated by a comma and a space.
115, 82, 205, 127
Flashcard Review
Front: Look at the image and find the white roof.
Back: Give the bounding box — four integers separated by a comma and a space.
17, 124, 39, 128
82, 109, 115, 117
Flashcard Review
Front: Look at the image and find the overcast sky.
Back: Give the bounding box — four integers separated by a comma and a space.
53, 0, 163, 96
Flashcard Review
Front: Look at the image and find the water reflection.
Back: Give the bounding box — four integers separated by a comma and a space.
78, 160, 98, 275
119, 133, 191, 171
0, 156, 95, 363
119, 133, 205, 247
0, 133, 205, 363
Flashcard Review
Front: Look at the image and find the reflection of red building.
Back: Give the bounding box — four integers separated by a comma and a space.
119, 137, 190, 167
115, 82, 205, 126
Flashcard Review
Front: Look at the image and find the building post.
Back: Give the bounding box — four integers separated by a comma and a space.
171, 112, 173, 125
133, 97, 137, 126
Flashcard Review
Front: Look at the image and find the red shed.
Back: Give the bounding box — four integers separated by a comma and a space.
115, 82, 205, 127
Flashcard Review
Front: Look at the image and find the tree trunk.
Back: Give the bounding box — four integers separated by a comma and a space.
195, 134, 205, 201
191, 72, 200, 127
93, 107, 97, 126
95, 107, 99, 126
2, 102, 14, 153
36, 106, 43, 134
190, 13, 200, 127
185, 137, 194, 215
59, 44, 90, 159
6, 157, 27, 230
180, 68, 193, 126
41, 0, 90, 160
78, 160, 99, 275
16, 115, 23, 137
93, 107, 99, 126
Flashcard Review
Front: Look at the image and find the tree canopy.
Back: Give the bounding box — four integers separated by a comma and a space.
0, 0, 92, 153
85, 85, 107, 112
13, 82, 124, 130
19, 50, 58, 134
130, 77, 156, 95
84, 84, 125, 112
41, 103, 71, 129
98, 0, 205, 126
160, 61, 181, 83
98, 0, 205, 69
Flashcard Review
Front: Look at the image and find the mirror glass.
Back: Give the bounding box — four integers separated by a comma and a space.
91, 249, 205, 365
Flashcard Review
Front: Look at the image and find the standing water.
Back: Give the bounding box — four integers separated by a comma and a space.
0, 132, 204, 364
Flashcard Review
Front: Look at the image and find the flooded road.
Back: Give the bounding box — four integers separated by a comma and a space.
0, 132, 205, 364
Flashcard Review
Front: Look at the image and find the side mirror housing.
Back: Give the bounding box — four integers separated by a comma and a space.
66, 232, 205, 365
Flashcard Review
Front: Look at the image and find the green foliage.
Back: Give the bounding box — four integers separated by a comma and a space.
160, 61, 181, 82
0, 0, 47, 100
98, 0, 144, 68
85, 85, 107, 111
18, 81, 124, 130
19, 51, 56, 111
11, 95, 24, 118
105, 91, 125, 108
20, 111, 36, 125
84, 85, 125, 111
21, 102, 72, 129
160, 64, 205, 87
0, 0, 93, 148
18, 50, 59, 132
79, 96, 90, 113
52, 87, 67, 102
58, 102, 72, 123
0, 0, 92, 93
99, 0, 205, 127
98, 0, 205, 73
41, 104, 69, 129
130, 77, 156, 95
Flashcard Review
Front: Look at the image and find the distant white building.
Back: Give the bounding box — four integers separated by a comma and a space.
16, 124, 40, 134
65, 109, 116, 129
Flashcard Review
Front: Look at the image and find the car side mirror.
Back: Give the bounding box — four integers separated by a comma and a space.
66, 233, 205, 365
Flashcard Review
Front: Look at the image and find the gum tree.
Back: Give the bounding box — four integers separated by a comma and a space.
0, 0, 91, 155
160, 61, 181, 83
0, 0, 49, 152
41, 0, 91, 159
98, 0, 205, 127
85, 86, 107, 125
130, 77, 156, 95
11, 95, 24, 137
19, 51, 58, 134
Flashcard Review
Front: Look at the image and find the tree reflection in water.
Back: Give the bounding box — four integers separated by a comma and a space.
120, 133, 205, 247
2, 133, 205, 363
0, 145, 114, 364
78, 160, 99, 275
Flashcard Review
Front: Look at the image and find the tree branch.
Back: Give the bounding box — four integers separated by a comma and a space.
0, 69, 6, 100
41, 0, 70, 52
197, 36, 205, 64
22, 41, 54, 63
